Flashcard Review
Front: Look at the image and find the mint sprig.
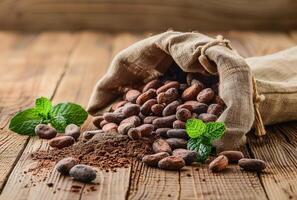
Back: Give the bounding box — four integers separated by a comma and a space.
186, 119, 225, 162
9, 97, 88, 135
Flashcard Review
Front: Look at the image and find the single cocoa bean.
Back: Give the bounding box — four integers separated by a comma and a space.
213, 95, 225, 106
118, 123, 135, 135
157, 88, 179, 105
173, 120, 185, 129
103, 112, 125, 124
167, 129, 188, 139
219, 151, 244, 163
151, 104, 165, 116
65, 124, 81, 140
136, 124, 154, 137
102, 123, 118, 132
182, 84, 203, 101
121, 116, 141, 126
165, 138, 187, 149
83, 130, 104, 140
136, 89, 156, 105
127, 128, 141, 140
207, 104, 223, 116
152, 115, 176, 128
172, 149, 197, 165
163, 101, 181, 116
177, 104, 193, 112
56, 157, 78, 175
191, 79, 205, 88
156, 81, 180, 94
183, 101, 208, 114
35, 124, 57, 139
100, 120, 108, 128
238, 158, 267, 172
197, 88, 215, 104
152, 139, 172, 154
143, 79, 162, 92
49, 136, 75, 149
92, 116, 104, 128
176, 108, 192, 122
141, 99, 157, 116
155, 128, 171, 137
143, 116, 158, 124
69, 164, 97, 183
198, 113, 217, 122
122, 104, 140, 117
209, 155, 228, 172
158, 156, 185, 170
125, 89, 141, 103
142, 152, 170, 167
111, 100, 128, 111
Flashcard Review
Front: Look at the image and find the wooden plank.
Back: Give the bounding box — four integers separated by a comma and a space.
0, 32, 79, 191
0, 0, 297, 31
0, 32, 144, 200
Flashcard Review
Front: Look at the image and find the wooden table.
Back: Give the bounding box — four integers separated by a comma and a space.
0, 31, 296, 200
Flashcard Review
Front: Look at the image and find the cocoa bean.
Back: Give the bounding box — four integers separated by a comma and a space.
69, 164, 97, 183
111, 100, 128, 111
157, 88, 179, 105
165, 138, 187, 149
56, 157, 78, 175
219, 151, 244, 163
152, 115, 176, 128
102, 123, 118, 132
127, 128, 141, 140
121, 116, 141, 126
125, 89, 141, 103
92, 116, 104, 128
177, 104, 193, 112
209, 155, 228, 172
207, 104, 224, 116
198, 113, 217, 122
118, 123, 135, 135
213, 95, 225, 106
167, 129, 188, 139
49, 136, 75, 149
176, 108, 192, 122
155, 128, 171, 137
158, 156, 185, 170
172, 149, 197, 165
197, 88, 215, 104
143, 79, 162, 92
152, 139, 172, 154
238, 158, 267, 172
83, 130, 104, 140
182, 84, 203, 101
35, 124, 57, 139
122, 104, 140, 117
136, 89, 156, 105
142, 152, 170, 167
183, 101, 208, 114
103, 112, 125, 124
163, 101, 180, 116
173, 120, 185, 129
151, 104, 165, 116
141, 99, 157, 116
156, 81, 180, 94
100, 120, 108, 128
136, 124, 154, 137
143, 116, 158, 124
65, 124, 81, 140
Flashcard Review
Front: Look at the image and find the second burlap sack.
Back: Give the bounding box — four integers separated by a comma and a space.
87, 31, 297, 151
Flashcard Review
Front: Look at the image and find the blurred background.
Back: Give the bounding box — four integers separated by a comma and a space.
1, 0, 296, 31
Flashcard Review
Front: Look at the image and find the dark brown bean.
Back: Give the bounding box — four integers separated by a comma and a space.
209, 155, 228, 172
165, 138, 187, 149
163, 101, 181, 116
121, 116, 141, 126
183, 101, 208, 114
35, 124, 57, 139
136, 89, 157, 105
118, 123, 135, 135
142, 152, 170, 167
219, 151, 244, 163
143, 116, 158, 124
157, 88, 179, 105
172, 149, 197, 165
197, 88, 215, 104
111, 100, 128, 111
141, 99, 157, 116
102, 123, 118, 132
65, 124, 80, 140
122, 104, 140, 117
198, 113, 217, 122
83, 130, 104, 140
155, 128, 171, 137
125, 89, 141, 103
103, 112, 125, 124
69, 164, 97, 183
173, 120, 185, 129
167, 129, 188, 139
152, 115, 176, 128
213, 95, 225, 106
177, 104, 193, 112
152, 139, 172, 154
56, 157, 78, 175
156, 81, 180, 94
143, 79, 163, 92
176, 108, 192, 122
92, 116, 104, 128
151, 104, 165, 116
127, 128, 141, 140
158, 156, 185, 170
49, 136, 75, 149
207, 104, 224, 116
238, 158, 267, 172
182, 84, 203, 101
136, 124, 154, 137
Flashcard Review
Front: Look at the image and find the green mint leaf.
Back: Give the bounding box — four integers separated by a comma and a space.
186, 119, 206, 139
187, 138, 212, 162
50, 102, 88, 132
35, 97, 52, 118
9, 108, 43, 135
205, 122, 225, 141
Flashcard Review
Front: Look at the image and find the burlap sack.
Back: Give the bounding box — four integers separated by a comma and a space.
87, 31, 297, 151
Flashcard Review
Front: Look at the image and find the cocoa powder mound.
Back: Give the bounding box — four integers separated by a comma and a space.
31, 132, 154, 170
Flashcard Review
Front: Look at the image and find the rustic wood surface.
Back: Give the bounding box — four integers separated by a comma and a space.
0, 31, 296, 200
0, 0, 297, 31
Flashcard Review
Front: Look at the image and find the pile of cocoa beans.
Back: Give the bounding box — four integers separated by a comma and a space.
92, 71, 226, 170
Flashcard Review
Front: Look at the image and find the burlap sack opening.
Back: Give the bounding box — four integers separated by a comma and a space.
87, 31, 297, 151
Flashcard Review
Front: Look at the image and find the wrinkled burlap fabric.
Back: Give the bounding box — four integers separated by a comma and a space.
87, 31, 297, 151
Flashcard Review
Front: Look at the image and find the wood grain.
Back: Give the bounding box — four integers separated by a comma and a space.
0, 0, 297, 31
